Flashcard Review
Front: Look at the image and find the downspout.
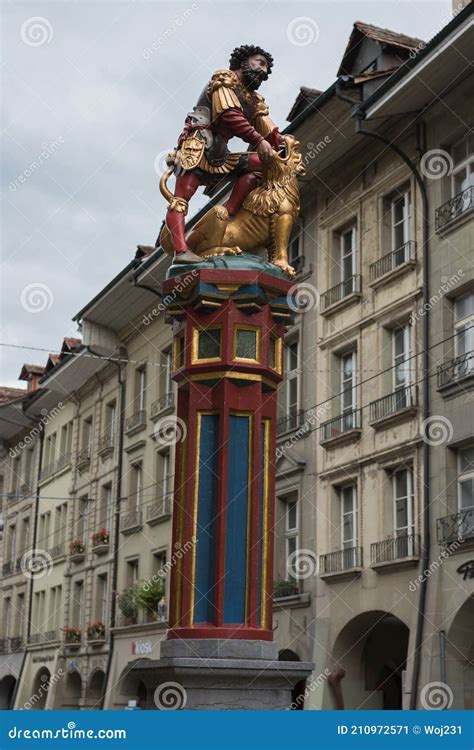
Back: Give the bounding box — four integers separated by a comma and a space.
10, 421, 45, 708
335, 80, 431, 709
86, 347, 126, 709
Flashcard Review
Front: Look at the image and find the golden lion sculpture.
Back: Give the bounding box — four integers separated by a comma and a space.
159, 135, 305, 278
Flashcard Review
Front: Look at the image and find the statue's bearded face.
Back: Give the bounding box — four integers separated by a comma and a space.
241, 54, 269, 90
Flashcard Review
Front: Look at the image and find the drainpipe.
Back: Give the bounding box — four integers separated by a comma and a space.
10, 422, 45, 709
439, 630, 446, 689
86, 347, 126, 709
335, 80, 431, 709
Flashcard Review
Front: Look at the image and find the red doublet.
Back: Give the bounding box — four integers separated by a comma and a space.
166, 107, 282, 254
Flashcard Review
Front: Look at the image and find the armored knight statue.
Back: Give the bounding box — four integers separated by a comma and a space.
144, 44, 305, 278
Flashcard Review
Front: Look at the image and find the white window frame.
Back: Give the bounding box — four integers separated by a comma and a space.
391, 191, 411, 253
340, 226, 357, 283
454, 292, 474, 359
285, 339, 300, 422
284, 495, 299, 581
457, 448, 474, 512
137, 367, 147, 412
392, 324, 411, 391
393, 467, 415, 537
341, 485, 358, 550
341, 351, 356, 414
451, 134, 474, 198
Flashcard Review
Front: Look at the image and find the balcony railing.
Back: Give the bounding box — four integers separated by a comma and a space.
29, 630, 59, 645
437, 351, 474, 389
49, 542, 66, 559
371, 534, 420, 565
151, 392, 175, 419
0, 639, 9, 653
147, 494, 172, 524
369, 241, 416, 282
2, 561, 13, 576
437, 509, 474, 544
369, 385, 417, 423
320, 409, 361, 443
435, 186, 474, 231
125, 410, 147, 434
321, 274, 361, 311
320, 546, 362, 575
98, 433, 115, 455
121, 507, 143, 534
276, 410, 305, 436
76, 447, 91, 470
9, 636, 23, 651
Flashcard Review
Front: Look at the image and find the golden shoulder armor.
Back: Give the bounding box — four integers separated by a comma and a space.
208, 69, 238, 95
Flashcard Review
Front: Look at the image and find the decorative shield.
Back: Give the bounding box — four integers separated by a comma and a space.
178, 135, 205, 171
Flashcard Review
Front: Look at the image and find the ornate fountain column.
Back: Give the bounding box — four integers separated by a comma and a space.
133, 255, 313, 710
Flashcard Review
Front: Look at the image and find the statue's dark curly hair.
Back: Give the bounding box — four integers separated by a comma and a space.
229, 45, 274, 77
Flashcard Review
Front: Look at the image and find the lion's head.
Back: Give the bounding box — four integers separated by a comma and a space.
243, 135, 304, 218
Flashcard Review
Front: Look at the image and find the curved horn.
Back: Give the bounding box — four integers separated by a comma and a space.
159, 167, 174, 203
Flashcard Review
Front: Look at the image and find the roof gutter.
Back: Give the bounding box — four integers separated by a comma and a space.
336, 78, 431, 709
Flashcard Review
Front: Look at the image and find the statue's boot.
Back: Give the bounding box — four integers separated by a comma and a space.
166, 207, 203, 264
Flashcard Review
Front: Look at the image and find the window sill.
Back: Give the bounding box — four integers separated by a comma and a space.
320, 427, 362, 448
369, 259, 416, 289
273, 592, 311, 610
369, 404, 418, 430
320, 566, 362, 582
370, 555, 420, 572
320, 291, 361, 317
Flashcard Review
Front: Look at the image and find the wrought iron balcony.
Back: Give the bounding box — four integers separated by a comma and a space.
320, 409, 361, 444
20, 482, 33, 497
147, 494, 172, 524
125, 410, 147, 435
320, 546, 362, 575
76, 447, 91, 470
9, 636, 23, 651
437, 509, 474, 545
369, 385, 417, 424
98, 432, 115, 455
56, 452, 71, 473
29, 630, 59, 644
0, 639, 9, 653
6, 490, 19, 503
435, 186, 474, 231
2, 561, 13, 576
49, 542, 66, 559
151, 392, 175, 419
321, 274, 361, 312
371, 534, 420, 565
369, 241, 416, 283
121, 507, 143, 534
437, 351, 474, 389
276, 409, 305, 436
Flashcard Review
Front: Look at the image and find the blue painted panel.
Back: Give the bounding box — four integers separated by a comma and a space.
194, 413, 219, 624
256, 423, 264, 627
224, 415, 250, 623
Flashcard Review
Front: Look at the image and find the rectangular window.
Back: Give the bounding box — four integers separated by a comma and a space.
392, 467, 415, 556
99, 484, 113, 531
285, 340, 300, 430
284, 495, 299, 581
105, 401, 116, 439
451, 133, 474, 198
135, 367, 147, 411
458, 447, 474, 512
393, 324, 411, 394
73, 581, 84, 627
126, 558, 139, 588
341, 351, 356, 427
391, 191, 410, 256
83, 418, 93, 455
341, 485, 357, 550
77, 496, 90, 540
3, 598, 11, 638
454, 292, 474, 358
340, 226, 357, 284
97, 574, 108, 622
16, 592, 25, 636
130, 463, 143, 510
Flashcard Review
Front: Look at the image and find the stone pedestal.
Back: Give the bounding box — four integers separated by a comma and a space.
133, 639, 313, 710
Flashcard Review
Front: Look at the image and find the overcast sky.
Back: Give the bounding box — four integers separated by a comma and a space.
1, 0, 454, 386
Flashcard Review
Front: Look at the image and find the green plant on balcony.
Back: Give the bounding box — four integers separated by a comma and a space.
117, 586, 139, 622
86, 620, 106, 640
273, 579, 300, 598
63, 626, 81, 644
136, 578, 165, 617
69, 539, 85, 555
91, 528, 109, 547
